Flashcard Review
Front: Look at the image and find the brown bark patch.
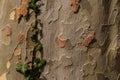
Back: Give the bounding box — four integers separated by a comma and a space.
69, 0, 81, 13
15, 8, 22, 22
20, 4, 28, 17
18, 30, 25, 44
57, 36, 68, 48
3, 24, 12, 36
9, 10, 15, 20
82, 34, 94, 47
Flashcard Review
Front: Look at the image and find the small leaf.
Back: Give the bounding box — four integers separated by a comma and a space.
36, 29, 42, 36
33, 0, 39, 3
31, 29, 42, 42
24, 70, 31, 79
22, 63, 30, 73
36, 19, 41, 24
16, 63, 23, 73
34, 58, 46, 68
25, 76, 30, 80
37, 59, 46, 68
30, 68, 41, 79
28, 0, 40, 13
16, 63, 30, 74
34, 58, 41, 64
34, 43, 42, 52
31, 22, 35, 28
31, 34, 38, 42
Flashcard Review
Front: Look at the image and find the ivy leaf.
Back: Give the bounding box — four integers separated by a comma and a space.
16, 63, 23, 74
16, 63, 30, 74
37, 59, 46, 68
34, 58, 41, 64
36, 19, 41, 24
31, 34, 38, 42
34, 0, 39, 3
30, 68, 41, 78
31, 22, 35, 28
21, 63, 30, 73
25, 75, 31, 80
33, 6, 40, 14
31, 19, 41, 29
34, 58, 46, 68
34, 43, 42, 53
36, 29, 42, 36
31, 0, 39, 3
28, 0, 40, 13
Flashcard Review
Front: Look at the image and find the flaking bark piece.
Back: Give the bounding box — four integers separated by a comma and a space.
69, 0, 80, 13
21, 0, 30, 5
20, 4, 28, 17
57, 35, 68, 48
14, 47, 21, 56
69, 0, 80, 5
16, 8, 22, 22
15, 0, 29, 22
9, 10, 15, 20
3, 24, 12, 36
6, 61, 11, 69
71, 4, 79, 13
82, 34, 94, 47
18, 30, 25, 44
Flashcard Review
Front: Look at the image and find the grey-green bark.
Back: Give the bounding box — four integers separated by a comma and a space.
0, 0, 120, 80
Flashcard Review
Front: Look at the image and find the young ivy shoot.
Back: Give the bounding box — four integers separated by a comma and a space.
15, 0, 46, 80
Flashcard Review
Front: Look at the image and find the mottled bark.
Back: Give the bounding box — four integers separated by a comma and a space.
0, 0, 120, 80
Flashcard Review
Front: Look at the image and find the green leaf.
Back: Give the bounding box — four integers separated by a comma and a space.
34, 58, 46, 68
37, 59, 46, 68
31, 34, 38, 42
31, 22, 35, 28
36, 19, 41, 24
30, 68, 41, 78
22, 63, 30, 73
25, 75, 31, 80
34, 58, 41, 64
34, 43, 42, 52
36, 29, 42, 36
16, 63, 23, 74
32, 6, 40, 14
28, 0, 40, 13
31, 29, 42, 42
31, 0, 39, 3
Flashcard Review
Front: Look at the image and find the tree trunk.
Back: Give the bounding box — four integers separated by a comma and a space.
0, 0, 120, 80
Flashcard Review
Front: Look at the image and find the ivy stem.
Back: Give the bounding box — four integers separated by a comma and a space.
32, 14, 38, 69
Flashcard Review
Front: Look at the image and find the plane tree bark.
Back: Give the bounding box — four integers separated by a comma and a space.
0, 0, 119, 80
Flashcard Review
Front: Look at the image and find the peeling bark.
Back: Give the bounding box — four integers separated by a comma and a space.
0, 0, 120, 80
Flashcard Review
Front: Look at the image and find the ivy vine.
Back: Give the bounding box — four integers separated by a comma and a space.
16, 0, 46, 80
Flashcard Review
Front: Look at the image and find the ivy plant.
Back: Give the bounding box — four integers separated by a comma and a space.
16, 58, 46, 80
16, 0, 46, 80
28, 0, 40, 13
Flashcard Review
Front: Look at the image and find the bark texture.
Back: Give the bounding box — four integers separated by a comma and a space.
0, 0, 120, 80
